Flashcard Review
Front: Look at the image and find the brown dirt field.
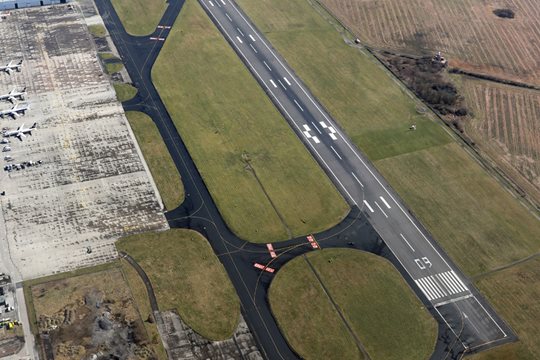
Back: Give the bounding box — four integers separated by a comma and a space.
320, 0, 540, 85
31, 268, 156, 360
461, 78, 540, 202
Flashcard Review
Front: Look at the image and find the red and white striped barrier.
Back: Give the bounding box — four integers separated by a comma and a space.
266, 243, 277, 258
254, 263, 275, 273
307, 235, 320, 249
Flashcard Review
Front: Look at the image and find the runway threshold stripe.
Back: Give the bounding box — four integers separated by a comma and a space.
415, 279, 433, 300
438, 273, 459, 294
429, 276, 447, 296
450, 271, 469, 291
441, 271, 462, 293
419, 278, 439, 300
424, 277, 443, 298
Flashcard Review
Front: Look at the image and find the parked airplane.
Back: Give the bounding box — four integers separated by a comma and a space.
0, 102, 29, 118
0, 87, 26, 103
0, 60, 22, 75
2, 123, 36, 141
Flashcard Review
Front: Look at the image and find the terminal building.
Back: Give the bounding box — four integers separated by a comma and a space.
0, 0, 68, 10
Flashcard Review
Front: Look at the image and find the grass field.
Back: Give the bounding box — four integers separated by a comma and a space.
88, 24, 107, 38
236, 0, 540, 276
152, 0, 348, 242
114, 83, 138, 102
116, 229, 240, 340
459, 77, 540, 203
105, 62, 124, 74
468, 257, 540, 360
111, 0, 168, 36
270, 249, 437, 360
320, 0, 540, 85
126, 111, 183, 210
120, 261, 168, 359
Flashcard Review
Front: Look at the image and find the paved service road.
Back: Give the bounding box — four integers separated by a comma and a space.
200, 0, 511, 352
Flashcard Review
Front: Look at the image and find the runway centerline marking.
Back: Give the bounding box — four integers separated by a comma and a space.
363, 200, 374, 213
400, 233, 415, 252
225, 13, 232, 21
283, 77, 291, 86
374, 201, 388, 218
330, 146, 342, 160
221, 0, 226, 4
236, 36, 243, 44
311, 122, 322, 134
263, 61, 271, 71
249, 43, 258, 53
269, 79, 277, 88
351, 172, 364, 187
237, 27, 244, 37
293, 99, 304, 112
379, 196, 391, 209
209, 0, 214, 6
277, 79, 286, 90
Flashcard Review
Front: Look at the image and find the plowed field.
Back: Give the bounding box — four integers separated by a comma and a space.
321, 0, 540, 85
462, 79, 540, 201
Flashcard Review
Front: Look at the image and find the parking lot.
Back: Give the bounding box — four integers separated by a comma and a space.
0, 4, 168, 280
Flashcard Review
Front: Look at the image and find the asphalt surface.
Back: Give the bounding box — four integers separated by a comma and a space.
95, 0, 515, 358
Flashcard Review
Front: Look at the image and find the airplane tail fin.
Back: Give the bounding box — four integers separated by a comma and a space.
31, 123, 37, 129
17, 60, 23, 65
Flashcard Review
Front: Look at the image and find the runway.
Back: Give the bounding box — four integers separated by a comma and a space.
199, 0, 514, 354
94, 0, 515, 358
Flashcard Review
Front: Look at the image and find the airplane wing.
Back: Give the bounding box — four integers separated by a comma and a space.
7, 96, 16, 103
16, 133, 25, 141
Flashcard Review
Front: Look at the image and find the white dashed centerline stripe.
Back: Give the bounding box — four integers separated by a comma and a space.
269, 79, 277, 88
363, 200, 374, 213
209, 0, 214, 6
225, 13, 232, 21
311, 122, 322, 134
283, 77, 291, 86
236, 36, 243, 44
277, 79, 286, 90
249, 34, 256, 42
351, 172, 364, 187
237, 27, 244, 37
379, 196, 391, 209
374, 201, 389, 218
250, 43, 258, 53
330, 146, 342, 160
263, 61, 271, 71
293, 99, 304, 112
201, 1, 357, 209
221, 0, 226, 4
399, 233, 415, 252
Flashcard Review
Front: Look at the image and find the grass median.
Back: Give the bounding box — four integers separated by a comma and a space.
126, 111, 183, 210
116, 229, 240, 340
114, 83, 137, 102
111, 0, 168, 36
152, 0, 349, 242
236, 0, 540, 275
270, 249, 437, 360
